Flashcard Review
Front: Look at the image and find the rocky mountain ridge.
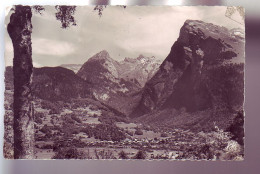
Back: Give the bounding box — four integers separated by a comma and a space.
130, 20, 244, 131
118, 54, 162, 87
5, 66, 92, 101
59, 64, 82, 73
76, 50, 161, 115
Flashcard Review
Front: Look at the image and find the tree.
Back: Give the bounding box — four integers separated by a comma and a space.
52, 147, 86, 159
8, 5, 34, 159
7, 5, 77, 159
118, 150, 128, 159
132, 150, 146, 159
226, 110, 244, 145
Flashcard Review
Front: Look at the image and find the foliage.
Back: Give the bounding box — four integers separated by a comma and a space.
135, 129, 143, 135
52, 147, 86, 159
55, 6, 77, 29
71, 114, 82, 123
175, 125, 244, 160
32, 5, 45, 14
118, 150, 129, 159
80, 123, 126, 141
40, 124, 52, 134
226, 110, 244, 145
132, 150, 146, 159
94, 149, 116, 159
34, 112, 43, 124
222, 140, 243, 160
161, 133, 168, 137
49, 107, 61, 114
3, 141, 14, 159
94, 124, 126, 141
93, 5, 126, 17
94, 5, 106, 17
41, 100, 62, 110
206, 63, 244, 111
53, 137, 86, 152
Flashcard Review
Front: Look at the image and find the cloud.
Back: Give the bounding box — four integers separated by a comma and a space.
32, 38, 76, 56
114, 6, 202, 59
4, 6, 244, 67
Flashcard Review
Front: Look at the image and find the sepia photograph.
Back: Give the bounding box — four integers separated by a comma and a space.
3, 5, 245, 160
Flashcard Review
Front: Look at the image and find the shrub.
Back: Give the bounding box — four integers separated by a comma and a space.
94, 149, 116, 159
71, 115, 82, 123
71, 129, 80, 135
118, 151, 128, 159
126, 131, 134, 136
222, 140, 243, 160
49, 107, 61, 114
135, 129, 143, 135
226, 110, 244, 145
35, 112, 44, 118
161, 133, 168, 137
3, 141, 13, 159
132, 150, 146, 159
40, 124, 52, 134
52, 147, 86, 159
34, 115, 43, 124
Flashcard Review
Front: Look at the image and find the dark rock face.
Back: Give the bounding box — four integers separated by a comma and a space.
131, 20, 244, 118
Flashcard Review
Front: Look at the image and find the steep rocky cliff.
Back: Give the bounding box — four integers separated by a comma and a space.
131, 20, 244, 126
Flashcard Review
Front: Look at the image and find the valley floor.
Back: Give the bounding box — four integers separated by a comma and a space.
4, 89, 243, 160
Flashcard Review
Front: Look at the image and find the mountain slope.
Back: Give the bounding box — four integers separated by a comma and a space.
118, 55, 162, 88
32, 67, 92, 101
59, 64, 82, 73
77, 50, 142, 115
131, 20, 244, 130
5, 66, 92, 101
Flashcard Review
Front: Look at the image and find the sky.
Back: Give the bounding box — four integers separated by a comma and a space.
4, 6, 244, 67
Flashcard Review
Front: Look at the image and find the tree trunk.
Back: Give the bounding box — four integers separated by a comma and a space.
7, 5, 34, 159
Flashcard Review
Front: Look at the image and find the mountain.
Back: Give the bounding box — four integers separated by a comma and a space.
59, 64, 82, 73
118, 55, 162, 87
77, 50, 162, 115
32, 67, 93, 101
77, 50, 141, 115
4, 66, 92, 101
131, 20, 244, 131
5, 51, 161, 116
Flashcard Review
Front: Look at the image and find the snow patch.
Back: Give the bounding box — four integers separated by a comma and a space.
164, 61, 173, 73
196, 48, 204, 57
103, 61, 118, 78
101, 93, 109, 100
118, 87, 129, 93
93, 92, 110, 101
